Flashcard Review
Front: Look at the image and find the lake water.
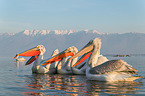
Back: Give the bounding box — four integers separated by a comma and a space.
0, 55, 145, 96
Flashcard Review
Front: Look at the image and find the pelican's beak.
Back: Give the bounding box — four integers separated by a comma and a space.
41, 50, 74, 66
69, 42, 93, 61
13, 46, 41, 59
25, 56, 37, 65
72, 51, 92, 67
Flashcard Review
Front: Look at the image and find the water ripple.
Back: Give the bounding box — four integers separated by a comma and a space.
1, 56, 145, 95
20, 74, 143, 96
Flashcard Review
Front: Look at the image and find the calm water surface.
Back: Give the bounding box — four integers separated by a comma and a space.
0, 56, 145, 96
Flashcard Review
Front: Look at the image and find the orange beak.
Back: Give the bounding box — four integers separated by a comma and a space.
13, 46, 41, 59
72, 52, 92, 67
69, 42, 93, 61
68, 41, 94, 67
41, 52, 73, 66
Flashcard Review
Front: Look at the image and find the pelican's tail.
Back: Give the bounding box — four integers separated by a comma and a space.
124, 76, 143, 81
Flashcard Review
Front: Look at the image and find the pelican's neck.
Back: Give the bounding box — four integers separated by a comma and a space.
34, 55, 43, 66
57, 57, 68, 69
70, 57, 78, 67
86, 47, 100, 75
54, 61, 59, 68
32, 54, 43, 73
88, 47, 100, 68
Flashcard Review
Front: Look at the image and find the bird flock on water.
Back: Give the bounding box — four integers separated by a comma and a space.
14, 38, 142, 82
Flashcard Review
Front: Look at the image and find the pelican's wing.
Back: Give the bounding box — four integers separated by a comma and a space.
89, 59, 138, 74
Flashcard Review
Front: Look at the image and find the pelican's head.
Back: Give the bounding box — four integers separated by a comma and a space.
37, 45, 46, 55
69, 38, 101, 64
14, 45, 46, 65
65, 46, 78, 55
51, 49, 59, 57
92, 38, 101, 48
41, 46, 78, 65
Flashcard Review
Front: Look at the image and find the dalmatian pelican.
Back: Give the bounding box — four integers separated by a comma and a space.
69, 38, 141, 82
14, 45, 59, 74
41, 46, 78, 74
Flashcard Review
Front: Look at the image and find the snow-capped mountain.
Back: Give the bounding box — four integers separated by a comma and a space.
21, 29, 103, 36
0, 30, 145, 57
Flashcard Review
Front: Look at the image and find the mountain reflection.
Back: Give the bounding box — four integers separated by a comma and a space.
23, 74, 143, 95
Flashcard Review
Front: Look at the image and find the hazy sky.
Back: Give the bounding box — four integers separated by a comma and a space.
0, 0, 145, 33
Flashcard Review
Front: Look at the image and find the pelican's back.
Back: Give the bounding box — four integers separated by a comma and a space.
89, 59, 138, 74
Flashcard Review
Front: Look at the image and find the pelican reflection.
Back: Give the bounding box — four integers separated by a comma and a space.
23, 74, 143, 96
86, 80, 143, 95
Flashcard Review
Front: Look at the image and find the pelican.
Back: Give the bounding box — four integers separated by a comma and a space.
69, 38, 141, 82
14, 45, 59, 74
42, 46, 78, 74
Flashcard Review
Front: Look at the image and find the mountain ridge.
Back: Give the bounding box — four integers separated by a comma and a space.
0, 30, 145, 57
0, 29, 103, 36
0, 29, 143, 36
